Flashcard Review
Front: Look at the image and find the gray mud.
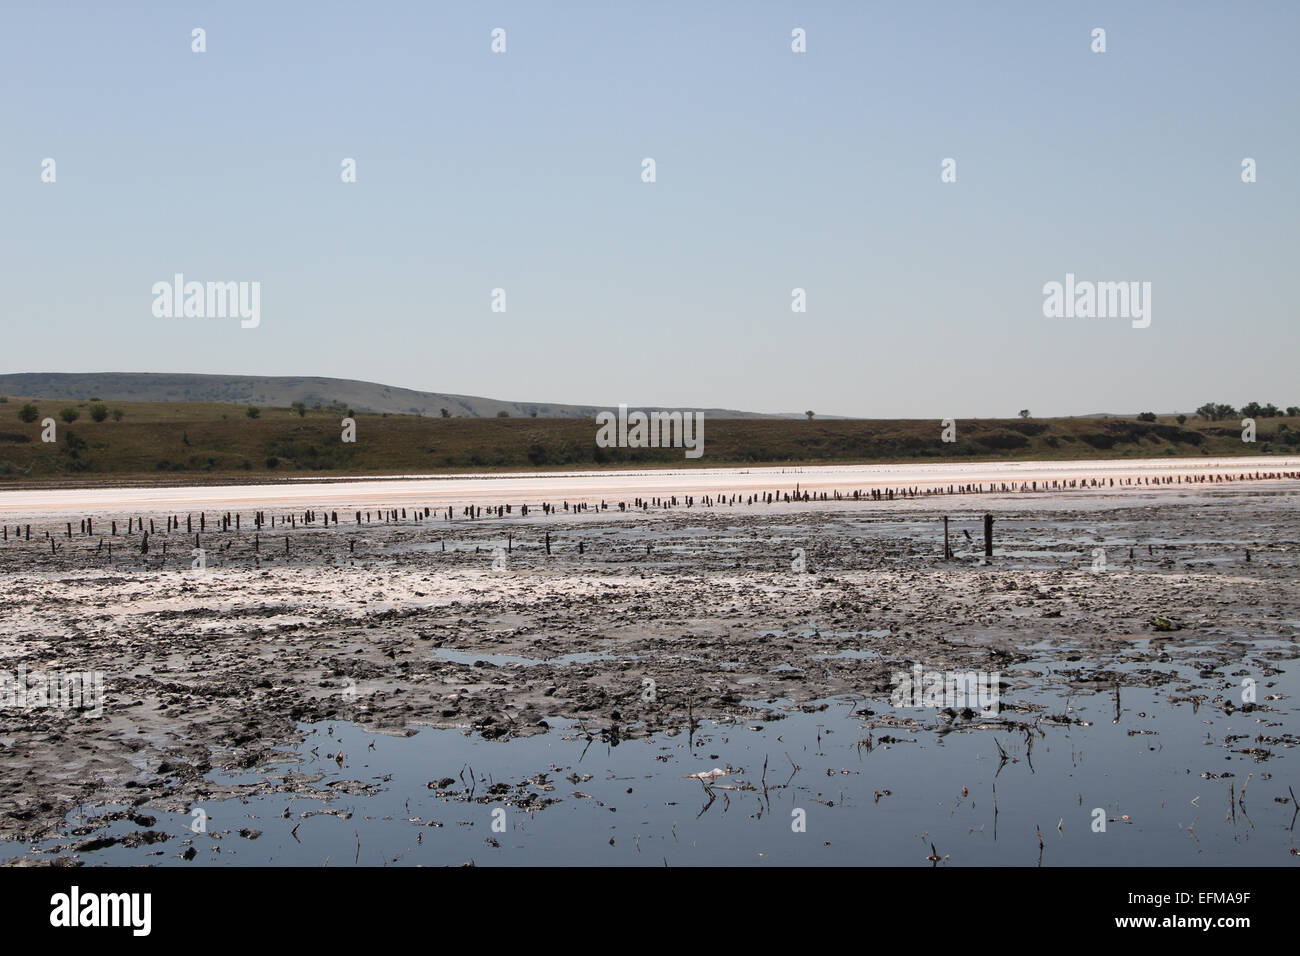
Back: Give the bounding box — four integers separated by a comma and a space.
0, 483, 1296, 864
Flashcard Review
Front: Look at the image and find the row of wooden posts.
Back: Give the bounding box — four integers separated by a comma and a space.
9, 463, 1297, 546
4, 467, 1297, 559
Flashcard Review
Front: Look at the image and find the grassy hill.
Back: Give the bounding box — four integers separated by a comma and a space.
0, 372, 784, 420
0, 396, 1297, 484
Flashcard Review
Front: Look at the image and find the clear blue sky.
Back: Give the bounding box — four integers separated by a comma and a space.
2, 1, 1296, 417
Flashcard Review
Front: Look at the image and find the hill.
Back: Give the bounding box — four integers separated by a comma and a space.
0, 372, 790, 420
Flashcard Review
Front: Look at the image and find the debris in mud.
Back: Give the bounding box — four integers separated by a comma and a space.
682, 768, 730, 781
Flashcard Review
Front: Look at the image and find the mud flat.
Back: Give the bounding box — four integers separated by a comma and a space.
0, 478, 1296, 865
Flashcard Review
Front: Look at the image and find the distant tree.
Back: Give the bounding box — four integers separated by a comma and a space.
439, 408, 451, 418
530, 411, 538, 418
246, 406, 260, 419
291, 401, 307, 417
1241, 401, 1264, 418
265, 456, 279, 468
1018, 409, 1031, 418
0, 396, 8, 403
1288, 407, 1300, 417
1197, 402, 1237, 422
1137, 412, 1157, 422
18, 403, 38, 423
59, 407, 79, 423
805, 410, 814, 420
89, 404, 108, 422
496, 410, 509, 417
111, 408, 124, 421
89, 396, 101, 401
1176, 414, 1187, 424
1262, 403, 1280, 417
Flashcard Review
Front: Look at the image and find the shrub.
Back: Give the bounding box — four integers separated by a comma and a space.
89, 404, 108, 422
59, 407, 79, 423
111, 408, 124, 421
18, 404, 38, 423
246, 406, 260, 419
1137, 412, 1157, 422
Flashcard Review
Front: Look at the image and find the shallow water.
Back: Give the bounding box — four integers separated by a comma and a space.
5, 635, 1294, 867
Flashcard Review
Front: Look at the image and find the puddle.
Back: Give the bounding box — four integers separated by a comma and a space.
5, 655, 1296, 866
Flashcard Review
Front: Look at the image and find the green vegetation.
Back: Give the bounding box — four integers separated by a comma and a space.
0, 395, 1295, 483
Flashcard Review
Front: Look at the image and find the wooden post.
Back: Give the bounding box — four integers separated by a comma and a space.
943, 517, 951, 559
983, 514, 993, 558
